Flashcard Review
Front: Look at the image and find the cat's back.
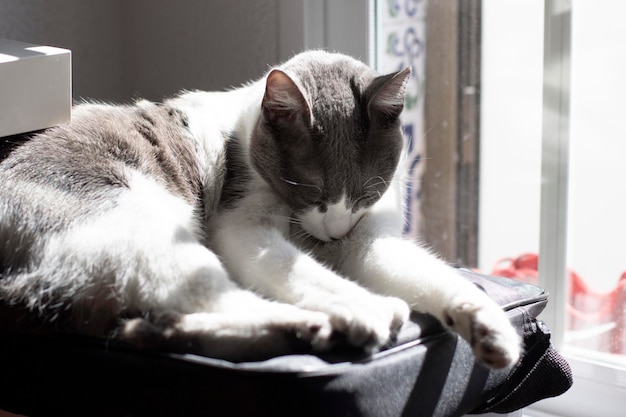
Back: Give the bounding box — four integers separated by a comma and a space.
0, 99, 208, 302
0, 100, 204, 268
1, 100, 202, 206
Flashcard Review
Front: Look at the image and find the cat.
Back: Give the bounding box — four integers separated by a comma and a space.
0, 50, 520, 368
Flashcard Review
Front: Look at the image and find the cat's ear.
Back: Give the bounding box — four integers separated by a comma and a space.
367, 67, 411, 122
262, 69, 311, 125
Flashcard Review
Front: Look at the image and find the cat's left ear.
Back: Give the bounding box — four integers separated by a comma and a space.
367, 67, 411, 121
262, 69, 311, 125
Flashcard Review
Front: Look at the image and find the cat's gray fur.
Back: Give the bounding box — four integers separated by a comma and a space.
0, 51, 521, 367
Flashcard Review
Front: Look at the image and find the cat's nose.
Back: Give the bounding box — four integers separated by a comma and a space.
323, 201, 355, 240
324, 218, 352, 240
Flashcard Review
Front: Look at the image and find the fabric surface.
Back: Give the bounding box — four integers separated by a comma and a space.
0, 269, 572, 417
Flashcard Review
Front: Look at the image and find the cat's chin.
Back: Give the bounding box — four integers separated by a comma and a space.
301, 222, 350, 243
301, 226, 333, 243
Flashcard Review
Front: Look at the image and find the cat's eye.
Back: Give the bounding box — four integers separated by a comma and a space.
353, 192, 379, 210
279, 177, 324, 207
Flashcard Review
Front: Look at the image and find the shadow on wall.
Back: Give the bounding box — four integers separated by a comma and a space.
0, 0, 281, 103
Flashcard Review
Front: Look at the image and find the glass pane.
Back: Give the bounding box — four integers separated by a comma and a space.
478, 0, 544, 275
565, 0, 626, 359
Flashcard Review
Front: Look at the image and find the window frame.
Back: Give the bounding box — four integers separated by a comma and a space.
530, 1, 626, 414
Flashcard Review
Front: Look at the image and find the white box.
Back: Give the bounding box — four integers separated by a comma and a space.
0, 38, 71, 137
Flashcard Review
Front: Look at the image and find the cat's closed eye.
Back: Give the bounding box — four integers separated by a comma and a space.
280, 177, 324, 207
352, 192, 380, 211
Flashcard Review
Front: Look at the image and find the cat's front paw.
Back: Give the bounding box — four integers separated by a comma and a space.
302, 290, 410, 351
444, 297, 521, 369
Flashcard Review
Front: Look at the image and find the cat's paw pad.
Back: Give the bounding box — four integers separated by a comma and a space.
444, 299, 521, 369
385, 296, 411, 334
119, 312, 182, 349
319, 294, 409, 350
286, 310, 334, 350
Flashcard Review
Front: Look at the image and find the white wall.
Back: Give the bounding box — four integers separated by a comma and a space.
0, 0, 282, 102
122, 1, 281, 101
0, 0, 127, 101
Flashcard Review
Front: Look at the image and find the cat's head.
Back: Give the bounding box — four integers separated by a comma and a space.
250, 51, 410, 242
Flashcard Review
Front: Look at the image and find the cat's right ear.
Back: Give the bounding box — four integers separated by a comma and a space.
367, 67, 411, 123
262, 69, 311, 125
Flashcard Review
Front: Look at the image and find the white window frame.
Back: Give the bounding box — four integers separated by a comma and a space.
281, 1, 626, 415
529, 1, 626, 415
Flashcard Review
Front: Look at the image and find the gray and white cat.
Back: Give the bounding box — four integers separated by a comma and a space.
0, 51, 520, 368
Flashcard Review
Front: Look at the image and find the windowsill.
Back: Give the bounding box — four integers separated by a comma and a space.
527, 349, 626, 417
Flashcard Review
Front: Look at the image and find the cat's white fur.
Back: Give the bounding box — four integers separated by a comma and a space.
2, 51, 521, 367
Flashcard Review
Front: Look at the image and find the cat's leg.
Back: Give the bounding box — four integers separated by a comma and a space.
112, 237, 333, 360
27, 173, 333, 360
120, 288, 333, 361
209, 188, 410, 352
340, 236, 521, 368
317, 182, 521, 368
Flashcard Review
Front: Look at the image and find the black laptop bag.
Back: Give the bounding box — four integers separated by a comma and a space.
0, 269, 572, 417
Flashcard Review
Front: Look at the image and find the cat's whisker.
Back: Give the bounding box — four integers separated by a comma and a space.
290, 227, 313, 245
293, 230, 309, 242
362, 176, 398, 191
364, 181, 386, 190
362, 176, 387, 188
267, 213, 303, 225
235, 206, 302, 226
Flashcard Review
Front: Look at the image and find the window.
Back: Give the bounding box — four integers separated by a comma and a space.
565, 0, 626, 360
379, 1, 626, 414
376, 0, 626, 415
479, 0, 626, 416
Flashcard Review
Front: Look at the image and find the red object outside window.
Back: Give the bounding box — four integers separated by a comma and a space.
491, 253, 626, 354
